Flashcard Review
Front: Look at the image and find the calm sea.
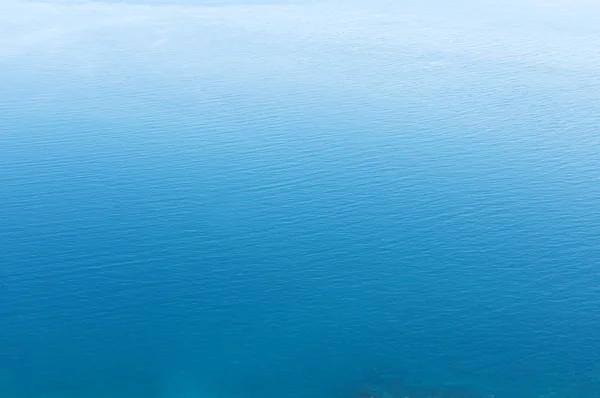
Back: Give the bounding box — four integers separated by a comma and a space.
1, 1, 600, 398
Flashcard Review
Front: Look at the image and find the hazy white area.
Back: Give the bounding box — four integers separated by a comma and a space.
2, 0, 599, 73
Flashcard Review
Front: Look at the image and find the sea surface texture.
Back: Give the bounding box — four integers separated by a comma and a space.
1, 1, 600, 398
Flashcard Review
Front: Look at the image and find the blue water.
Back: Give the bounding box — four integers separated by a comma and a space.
1, 1, 600, 398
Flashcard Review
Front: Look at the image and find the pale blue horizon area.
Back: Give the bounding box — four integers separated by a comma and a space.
1, 1, 600, 398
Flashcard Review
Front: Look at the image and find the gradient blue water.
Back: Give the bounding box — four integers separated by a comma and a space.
1, 1, 600, 398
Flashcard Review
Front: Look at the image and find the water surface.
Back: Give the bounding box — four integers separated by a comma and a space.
1, 1, 600, 398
